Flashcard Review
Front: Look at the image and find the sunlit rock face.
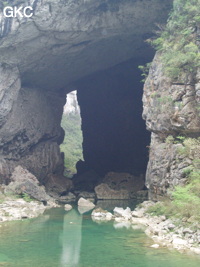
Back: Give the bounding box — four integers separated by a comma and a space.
63, 91, 80, 115
0, 0, 172, 188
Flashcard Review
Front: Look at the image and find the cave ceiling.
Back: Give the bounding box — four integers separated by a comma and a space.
0, 0, 172, 91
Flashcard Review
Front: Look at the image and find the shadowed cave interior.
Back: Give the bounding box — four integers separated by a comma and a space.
64, 57, 153, 191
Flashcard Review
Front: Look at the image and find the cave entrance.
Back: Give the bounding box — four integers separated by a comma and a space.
71, 58, 151, 192
60, 91, 83, 178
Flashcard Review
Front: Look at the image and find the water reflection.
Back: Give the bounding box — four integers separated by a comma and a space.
113, 221, 132, 229
0, 206, 199, 267
60, 209, 82, 267
78, 206, 94, 214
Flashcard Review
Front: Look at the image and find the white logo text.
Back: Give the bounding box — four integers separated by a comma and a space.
3, 6, 33, 18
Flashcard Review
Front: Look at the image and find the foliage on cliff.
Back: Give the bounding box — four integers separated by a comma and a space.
60, 113, 83, 177
151, 0, 200, 80
148, 137, 200, 222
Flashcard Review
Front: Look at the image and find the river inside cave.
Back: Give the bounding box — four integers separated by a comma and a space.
0, 203, 199, 267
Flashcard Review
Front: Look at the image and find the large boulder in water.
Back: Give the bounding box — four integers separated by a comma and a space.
78, 197, 95, 208
103, 172, 145, 196
95, 183, 129, 200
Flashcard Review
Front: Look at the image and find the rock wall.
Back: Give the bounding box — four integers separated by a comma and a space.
0, 64, 65, 184
143, 54, 200, 200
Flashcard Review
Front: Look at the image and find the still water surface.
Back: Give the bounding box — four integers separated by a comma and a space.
0, 202, 199, 267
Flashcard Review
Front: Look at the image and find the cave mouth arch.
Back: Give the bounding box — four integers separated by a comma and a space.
70, 57, 152, 192
0, 0, 173, 197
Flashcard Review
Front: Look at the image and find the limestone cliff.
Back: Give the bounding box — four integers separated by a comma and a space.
143, 34, 200, 199
63, 91, 80, 115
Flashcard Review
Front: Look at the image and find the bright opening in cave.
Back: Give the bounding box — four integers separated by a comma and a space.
60, 91, 83, 178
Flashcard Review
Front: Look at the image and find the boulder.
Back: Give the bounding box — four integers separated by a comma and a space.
64, 204, 73, 211
167, 223, 176, 230
183, 228, 194, 235
103, 172, 145, 197
91, 208, 113, 221
78, 206, 94, 214
132, 209, 145, 218
10, 166, 39, 184
5, 166, 50, 203
78, 197, 95, 208
172, 238, 188, 247
96, 200, 131, 210
45, 174, 73, 198
95, 183, 129, 200
113, 207, 132, 220
59, 192, 76, 203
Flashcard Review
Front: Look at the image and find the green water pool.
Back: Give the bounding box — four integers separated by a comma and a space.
0, 204, 199, 267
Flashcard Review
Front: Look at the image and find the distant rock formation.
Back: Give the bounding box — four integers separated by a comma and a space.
63, 91, 80, 115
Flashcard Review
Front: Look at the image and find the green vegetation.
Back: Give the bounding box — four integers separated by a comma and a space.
0, 191, 33, 203
157, 96, 173, 104
147, 168, 200, 221
21, 193, 33, 202
176, 136, 200, 157
165, 134, 189, 145
138, 63, 152, 82
140, 0, 200, 227
165, 135, 175, 144
147, 137, 200, 222
151, 0, 200, 80
60, 113, 83, 177
139, 0, 200, 81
